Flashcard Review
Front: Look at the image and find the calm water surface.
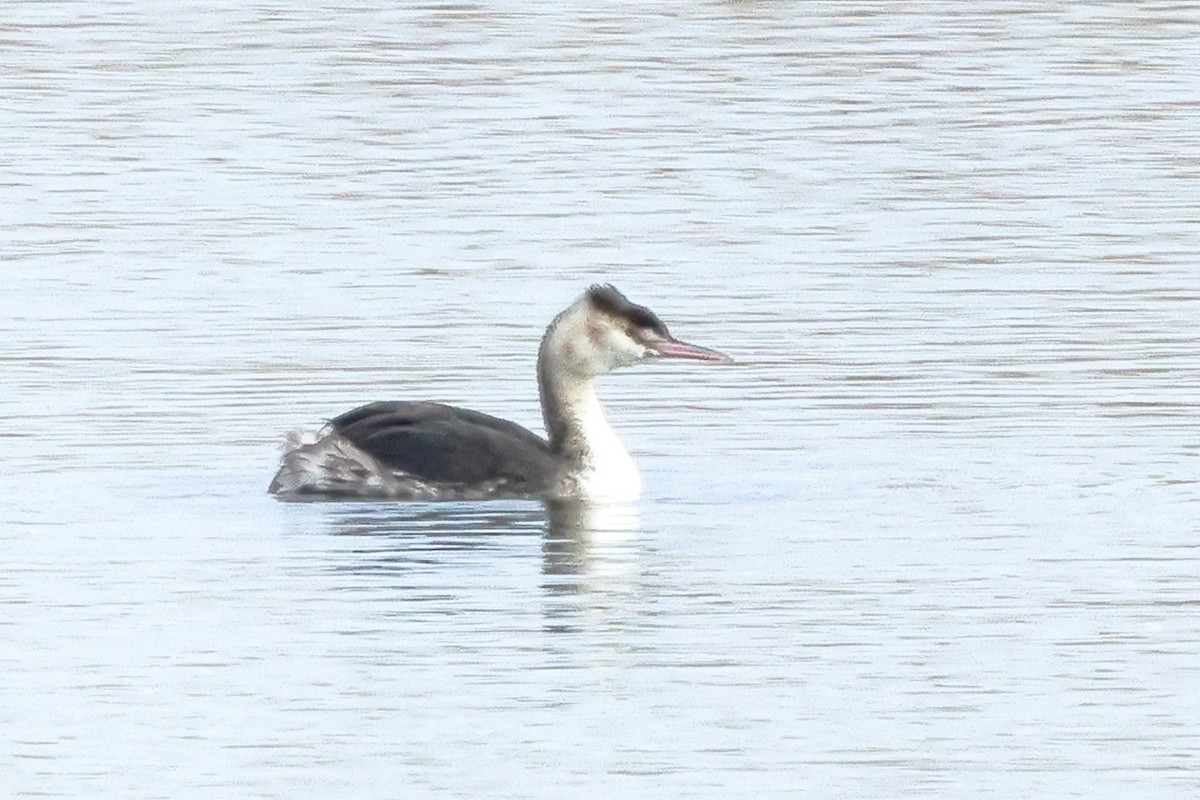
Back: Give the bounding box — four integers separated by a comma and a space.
3, 1, 1199, 797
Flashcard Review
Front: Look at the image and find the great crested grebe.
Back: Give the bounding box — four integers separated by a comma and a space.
269, 285, 730, 502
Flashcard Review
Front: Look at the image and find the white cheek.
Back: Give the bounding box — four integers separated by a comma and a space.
599, 331, 646, 367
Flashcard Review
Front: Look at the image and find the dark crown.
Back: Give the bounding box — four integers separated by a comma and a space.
586, 284, 670, 337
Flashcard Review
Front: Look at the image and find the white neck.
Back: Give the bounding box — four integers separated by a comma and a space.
540, 372, 641, 501
536, 295, 645, 501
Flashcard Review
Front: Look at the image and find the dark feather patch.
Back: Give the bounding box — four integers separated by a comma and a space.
586, 284, 670, 337
332, 401, 558, 495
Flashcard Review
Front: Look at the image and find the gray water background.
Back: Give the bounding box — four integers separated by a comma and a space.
2, 1, 1199, 797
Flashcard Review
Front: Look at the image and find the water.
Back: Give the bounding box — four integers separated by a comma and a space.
3, 1, 1199, 797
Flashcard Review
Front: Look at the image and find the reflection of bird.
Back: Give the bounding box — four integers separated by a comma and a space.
270, 285, 730, 502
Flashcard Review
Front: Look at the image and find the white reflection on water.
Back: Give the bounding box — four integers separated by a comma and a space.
298, 500, 642, 601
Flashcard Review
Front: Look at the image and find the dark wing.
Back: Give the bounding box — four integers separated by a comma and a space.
331, 401, 558, 494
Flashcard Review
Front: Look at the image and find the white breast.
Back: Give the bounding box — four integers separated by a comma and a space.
560, 385, 642, 502
574, 435, 641, 501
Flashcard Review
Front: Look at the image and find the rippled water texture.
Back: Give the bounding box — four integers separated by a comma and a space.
3, 2, 1199, 797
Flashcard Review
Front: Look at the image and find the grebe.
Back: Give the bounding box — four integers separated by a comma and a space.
269, 285, 730, 502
